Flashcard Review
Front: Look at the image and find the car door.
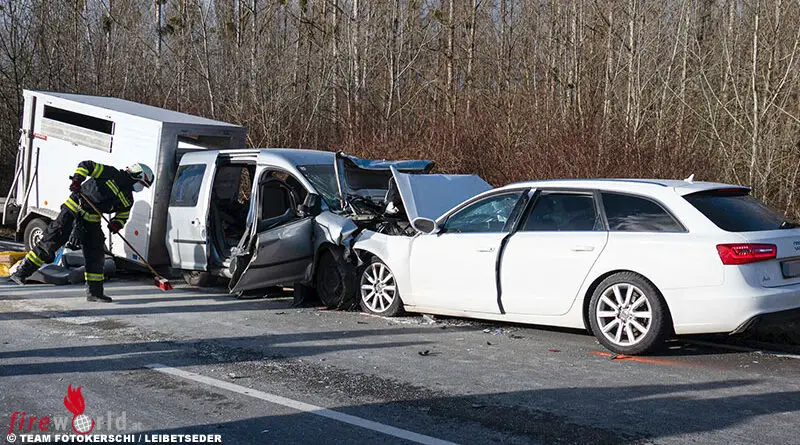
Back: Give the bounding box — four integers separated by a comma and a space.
166, 152, 219, 271
408, 190, 527, 313
500, 190, 609, 316
228, 171, 314, 293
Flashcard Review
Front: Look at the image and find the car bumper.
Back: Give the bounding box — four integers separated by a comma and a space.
666, 283, 800, 335
730, 307, 800, 334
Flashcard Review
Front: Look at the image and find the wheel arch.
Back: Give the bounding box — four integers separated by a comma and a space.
581, 269, 675, 335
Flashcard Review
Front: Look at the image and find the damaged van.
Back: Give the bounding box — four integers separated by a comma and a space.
167, 148, 488, 307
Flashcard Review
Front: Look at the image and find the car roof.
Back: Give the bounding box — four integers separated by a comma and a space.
497, 178, 748, 196
256, 148, 335, 165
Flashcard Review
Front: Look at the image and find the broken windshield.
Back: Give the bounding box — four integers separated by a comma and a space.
297, 164, 341, 211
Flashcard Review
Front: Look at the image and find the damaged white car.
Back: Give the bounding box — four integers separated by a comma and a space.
353, 177, 800, 355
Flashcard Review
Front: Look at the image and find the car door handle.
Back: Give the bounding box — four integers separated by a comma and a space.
571, 245, 595, 252
476, 247, 496, 253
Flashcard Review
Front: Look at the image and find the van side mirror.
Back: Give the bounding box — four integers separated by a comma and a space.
412, 217, 438, 234
300, 193, 322, 217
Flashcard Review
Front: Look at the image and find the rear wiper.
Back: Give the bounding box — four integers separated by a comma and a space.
779, 220, 800, 229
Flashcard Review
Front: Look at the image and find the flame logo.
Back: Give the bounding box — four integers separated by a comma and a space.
63, 385, 95, 435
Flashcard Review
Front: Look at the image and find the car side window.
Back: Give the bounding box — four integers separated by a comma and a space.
443, 192, 524, 233
601, 192, 684, 232
522, 193, 602, 232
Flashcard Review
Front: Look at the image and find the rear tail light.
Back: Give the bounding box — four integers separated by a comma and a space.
716, 243, 777, 265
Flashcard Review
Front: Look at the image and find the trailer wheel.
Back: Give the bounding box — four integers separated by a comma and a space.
24, 218, 49, 251
182, 270, 216, 287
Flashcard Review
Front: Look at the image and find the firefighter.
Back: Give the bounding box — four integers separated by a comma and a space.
9, 161, 154, 302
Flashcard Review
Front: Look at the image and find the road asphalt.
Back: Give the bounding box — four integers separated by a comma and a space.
1, 278, 798, 444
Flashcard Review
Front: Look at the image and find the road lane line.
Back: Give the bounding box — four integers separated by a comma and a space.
146, 363, 458, 445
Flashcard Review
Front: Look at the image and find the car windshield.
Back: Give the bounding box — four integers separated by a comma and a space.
297, 164, 341, 211
684, 189, 798, 232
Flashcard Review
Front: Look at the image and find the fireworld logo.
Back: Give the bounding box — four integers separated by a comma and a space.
7, 385, 97, 440
63, 385, 94, 435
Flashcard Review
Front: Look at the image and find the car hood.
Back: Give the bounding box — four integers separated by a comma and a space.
336, 152, 434, 202
390, 166, 492, 231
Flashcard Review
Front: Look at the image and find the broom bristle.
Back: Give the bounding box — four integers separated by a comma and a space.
154, 276, 173, 291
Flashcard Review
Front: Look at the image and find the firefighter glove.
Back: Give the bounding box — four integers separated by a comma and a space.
108, 221, 123, 234
69, 177, 84, 193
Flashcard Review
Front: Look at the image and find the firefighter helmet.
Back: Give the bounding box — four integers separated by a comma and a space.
126, 163, 154, 188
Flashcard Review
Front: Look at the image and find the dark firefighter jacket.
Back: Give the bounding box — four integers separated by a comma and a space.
67, 161, 134, 226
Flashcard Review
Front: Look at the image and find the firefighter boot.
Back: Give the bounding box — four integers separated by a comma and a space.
8, 256, 42, 285
86, 281, 112, 303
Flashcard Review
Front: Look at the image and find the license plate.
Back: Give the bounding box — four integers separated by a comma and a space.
781, 259, 800, 278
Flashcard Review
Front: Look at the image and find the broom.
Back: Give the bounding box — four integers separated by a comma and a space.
79, 192, 173, 291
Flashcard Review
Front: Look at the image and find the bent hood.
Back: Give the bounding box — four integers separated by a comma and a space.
390, 166, 492, 230
336, 152, 434, 202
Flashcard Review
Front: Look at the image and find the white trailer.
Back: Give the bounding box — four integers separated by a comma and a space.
2, 90, 247, 266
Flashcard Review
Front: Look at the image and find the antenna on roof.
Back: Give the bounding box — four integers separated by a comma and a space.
684, 174, 695, 183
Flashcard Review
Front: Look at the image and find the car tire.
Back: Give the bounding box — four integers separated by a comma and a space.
588, 272, 670, 355
182, 270, 216, 287
24, 218, 49, 251
315, 248, 357, 310
358, 256, 403, 317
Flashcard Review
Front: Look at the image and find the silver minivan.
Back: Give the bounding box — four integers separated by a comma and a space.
165, 148, 432, 306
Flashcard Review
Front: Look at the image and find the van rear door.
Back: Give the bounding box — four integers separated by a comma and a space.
165, 151, 218, 271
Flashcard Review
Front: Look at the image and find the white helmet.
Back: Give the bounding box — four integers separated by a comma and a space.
126, 163, 154, 189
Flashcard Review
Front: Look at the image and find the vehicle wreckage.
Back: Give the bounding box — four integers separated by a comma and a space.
170, 148, 491, 308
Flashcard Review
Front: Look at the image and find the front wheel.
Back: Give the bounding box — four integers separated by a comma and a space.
359, 256, 403, 316
588, 272, 670, 355
314, 248, 357, 309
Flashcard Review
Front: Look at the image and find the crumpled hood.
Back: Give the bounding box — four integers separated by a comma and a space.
336, 153, 434, 201
390, 166, 492, 230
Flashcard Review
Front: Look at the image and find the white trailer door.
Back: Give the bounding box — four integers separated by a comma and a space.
165, 152, 218, 271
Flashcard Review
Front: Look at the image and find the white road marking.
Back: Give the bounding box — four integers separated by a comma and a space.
146, 363, 458, 445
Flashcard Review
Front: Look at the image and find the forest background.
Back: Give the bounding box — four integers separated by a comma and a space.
1, 0, 798, 217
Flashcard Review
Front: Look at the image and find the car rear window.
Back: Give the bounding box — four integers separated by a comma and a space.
684, 189, 795, 232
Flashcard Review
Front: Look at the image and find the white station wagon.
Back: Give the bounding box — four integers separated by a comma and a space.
352, 177, 800, 355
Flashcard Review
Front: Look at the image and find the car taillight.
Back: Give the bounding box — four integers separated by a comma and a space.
716, 243, 777, 265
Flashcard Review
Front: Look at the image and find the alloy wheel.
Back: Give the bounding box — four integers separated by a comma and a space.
360, 262, 397, 313
595, 283, 652, 347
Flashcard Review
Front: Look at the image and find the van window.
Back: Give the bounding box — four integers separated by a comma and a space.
601, 192, 684, 232
170, 164, 207, 207
43, 106, 113, 134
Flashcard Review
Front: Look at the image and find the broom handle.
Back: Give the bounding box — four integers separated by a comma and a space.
78, 192, 162, 278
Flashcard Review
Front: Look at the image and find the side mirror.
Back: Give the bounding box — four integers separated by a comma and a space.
412, 217, 438, 234
300, 193, 322, 217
